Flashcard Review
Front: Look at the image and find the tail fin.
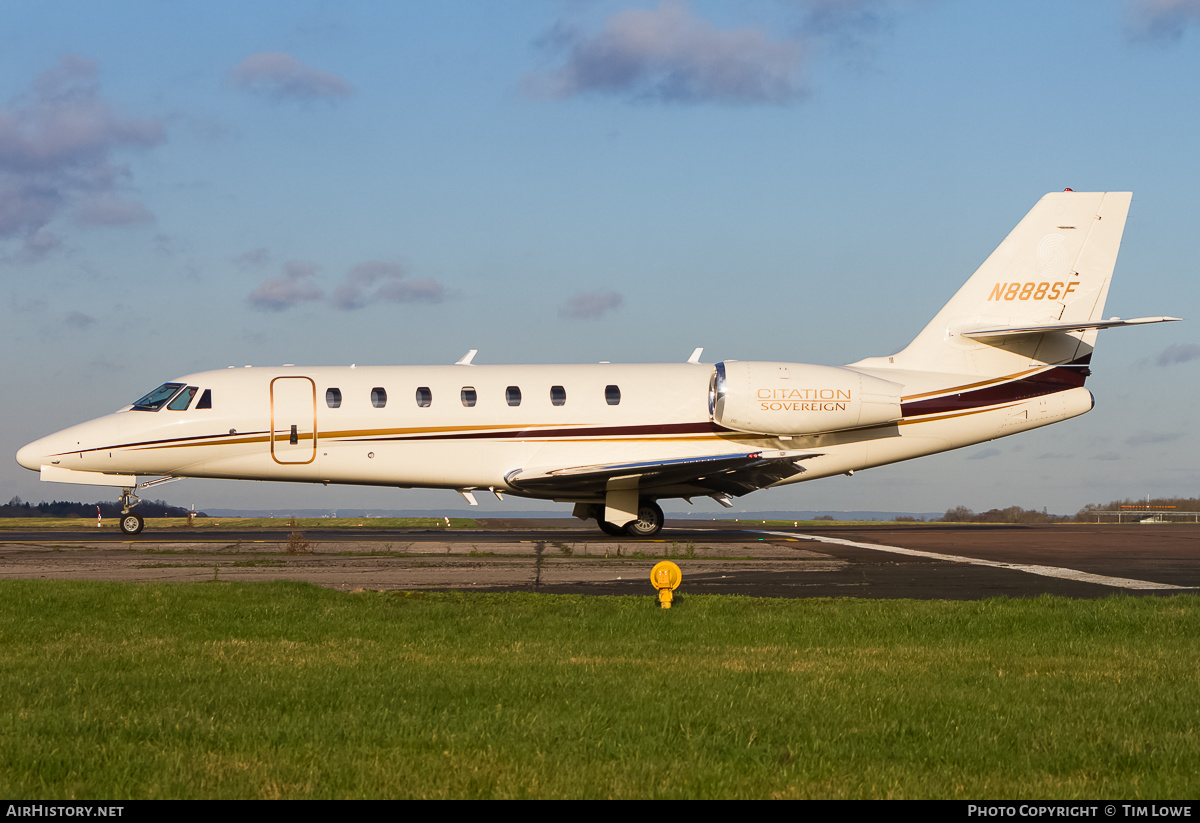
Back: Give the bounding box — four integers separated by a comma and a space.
855, 191, 1132, 378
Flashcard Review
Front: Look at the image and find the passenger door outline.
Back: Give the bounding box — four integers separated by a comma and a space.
270, 376, 317, 465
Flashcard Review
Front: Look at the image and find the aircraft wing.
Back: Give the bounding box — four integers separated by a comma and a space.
961, 316, 1181, 339
504, 451, 821, 498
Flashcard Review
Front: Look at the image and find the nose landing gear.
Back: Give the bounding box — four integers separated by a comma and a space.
119, 511, 145, 535
118, 487, 144, 535
111, 476, 178, 536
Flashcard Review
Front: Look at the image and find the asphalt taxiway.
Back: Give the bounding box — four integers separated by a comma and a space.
2, 520, 1197, 598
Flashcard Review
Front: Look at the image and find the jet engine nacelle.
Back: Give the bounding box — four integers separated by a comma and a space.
710, 361, 903, 436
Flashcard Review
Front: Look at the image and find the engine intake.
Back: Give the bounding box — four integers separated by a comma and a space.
710, 361, 903, 436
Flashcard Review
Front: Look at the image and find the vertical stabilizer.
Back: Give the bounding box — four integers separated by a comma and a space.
854, 191, 1132, 379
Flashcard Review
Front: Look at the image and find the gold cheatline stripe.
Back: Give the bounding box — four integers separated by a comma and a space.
897, 401, 1022, 425
900, 366, 1047, 402
124, 422, 589, 451
121, 395, 1035, 454
130, 433, 271, 451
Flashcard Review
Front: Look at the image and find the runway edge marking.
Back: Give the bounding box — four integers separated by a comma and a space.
757, 531, 1194, 591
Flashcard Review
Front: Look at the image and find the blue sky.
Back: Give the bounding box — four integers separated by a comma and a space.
2, 0, 1197, 516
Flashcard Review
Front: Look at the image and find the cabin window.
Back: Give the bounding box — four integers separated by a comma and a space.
461, 387, 477, 407
326, 388, 342, 408
131, 383, 185, 411
168, 386, 198, 411
416, 387, 432, 408
371, 387, 387, 408
196, 389, 212, 410
550, 385, 566, 406
605, 385, 621, 405
506, 386, 522, 407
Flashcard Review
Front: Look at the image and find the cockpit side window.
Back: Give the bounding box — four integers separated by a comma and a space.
168, 386, 199, 411
196, 389, 212, 409
131, 383, 185, 411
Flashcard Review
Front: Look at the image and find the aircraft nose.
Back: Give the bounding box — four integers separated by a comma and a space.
16, 416, 125, 473
16, 436, 55, 471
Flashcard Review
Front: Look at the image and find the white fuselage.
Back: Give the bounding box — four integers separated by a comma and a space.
16, 360, 1094, 504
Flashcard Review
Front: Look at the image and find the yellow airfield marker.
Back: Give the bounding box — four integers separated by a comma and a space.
651, 561, 682, 609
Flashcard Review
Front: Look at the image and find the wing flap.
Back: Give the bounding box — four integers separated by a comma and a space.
505, 451, 822, 497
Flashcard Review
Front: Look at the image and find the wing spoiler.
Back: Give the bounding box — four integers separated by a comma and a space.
506, 450, 823, 498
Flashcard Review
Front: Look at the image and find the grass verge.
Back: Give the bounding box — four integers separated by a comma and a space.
0, 516, 478, 531
2, 581, 1197, 799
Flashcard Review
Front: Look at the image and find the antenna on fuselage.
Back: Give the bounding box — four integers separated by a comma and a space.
456, 349, 478, 365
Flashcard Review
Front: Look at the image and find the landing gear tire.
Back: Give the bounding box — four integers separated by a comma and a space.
597, 518, 625, 536
624, 500, 664, 538
120, 513, 144, 536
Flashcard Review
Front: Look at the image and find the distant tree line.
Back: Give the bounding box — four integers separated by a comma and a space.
937, 505, 1071, 524
939, 497, 1200, 523
1, 496, 202, 518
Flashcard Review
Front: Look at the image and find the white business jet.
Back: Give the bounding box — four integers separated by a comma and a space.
16, 191, 1179, 536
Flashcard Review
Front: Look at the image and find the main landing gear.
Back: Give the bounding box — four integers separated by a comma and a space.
591, 499, 665, 538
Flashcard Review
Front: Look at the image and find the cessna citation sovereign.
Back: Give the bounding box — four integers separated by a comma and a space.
16, 191, 1180, 536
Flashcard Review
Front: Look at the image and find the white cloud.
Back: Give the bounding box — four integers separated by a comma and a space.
230, 52, 353, 101
1154, 342, 1200, 366
1125, 431, 1184, 446
75, 196, 154, 227
332, 261, 445, 310
249, 260, 447, 312
559, 290, 624, 319
64, 310, 96, 330
1126, 0, 1200, 40
0, 55, 164, 257
234, 247, 271, 269
247, 260, 324, 312
525, 1, 805, 105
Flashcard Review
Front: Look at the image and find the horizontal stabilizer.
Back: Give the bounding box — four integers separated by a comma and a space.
962, 316, 1181, 340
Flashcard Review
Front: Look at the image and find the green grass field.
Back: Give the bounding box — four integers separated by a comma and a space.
2, 581, 1197, 799
0, 515, 922, 530
0, 516, 480, 530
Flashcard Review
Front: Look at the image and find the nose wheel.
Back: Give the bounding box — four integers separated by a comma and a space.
119, 513, 145, 535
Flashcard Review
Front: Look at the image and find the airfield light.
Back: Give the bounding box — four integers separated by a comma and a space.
651, 561, 682, 609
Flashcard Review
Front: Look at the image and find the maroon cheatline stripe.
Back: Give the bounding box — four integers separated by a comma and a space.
353, 420, 732, 442
901, 362, 1088, 418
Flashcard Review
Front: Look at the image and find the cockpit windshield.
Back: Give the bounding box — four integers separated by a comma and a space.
168, 386, 198, 411
131, 382, 185, 411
